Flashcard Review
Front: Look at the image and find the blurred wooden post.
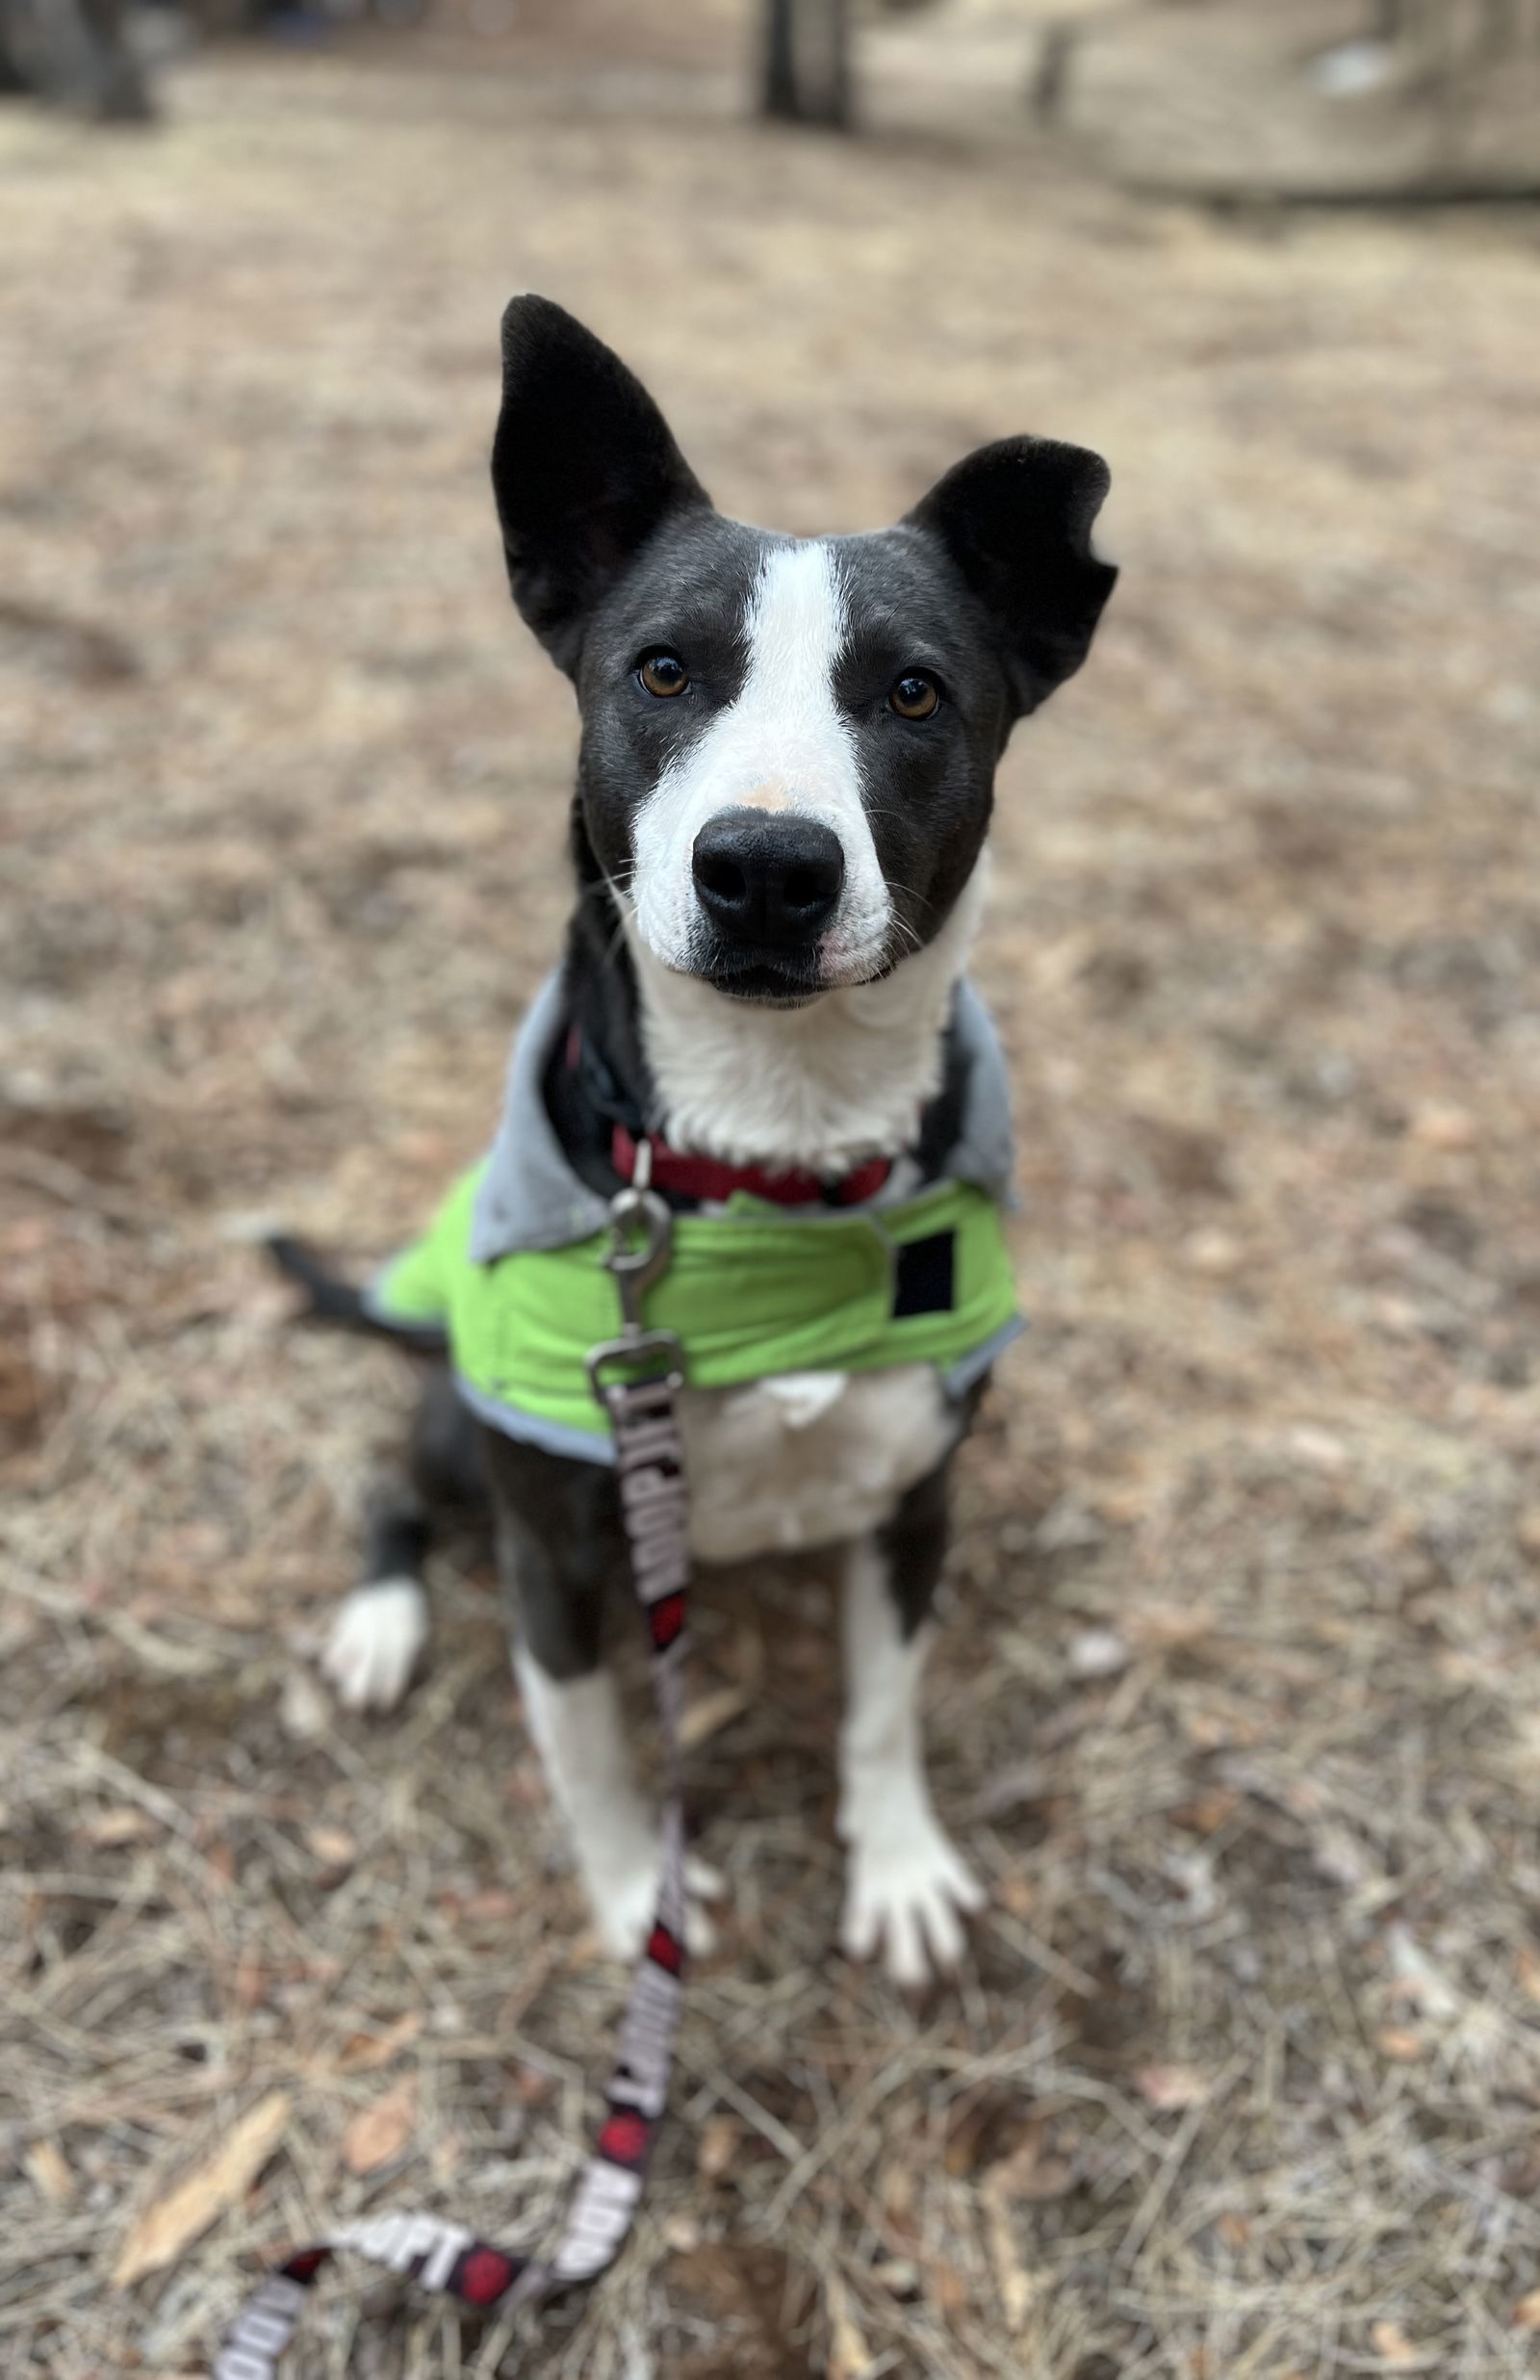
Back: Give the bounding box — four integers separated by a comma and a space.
762, 0, 852, 129
764, 0, 797, 116
0, 0, 153, 116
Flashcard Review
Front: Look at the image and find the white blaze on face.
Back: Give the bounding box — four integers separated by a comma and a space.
629, 539, 890, 982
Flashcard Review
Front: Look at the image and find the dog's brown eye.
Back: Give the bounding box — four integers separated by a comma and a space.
888, 671, 940, 721
639, 652, 689, 698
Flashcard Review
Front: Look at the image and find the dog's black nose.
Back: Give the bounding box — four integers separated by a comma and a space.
691, 811, 845, 950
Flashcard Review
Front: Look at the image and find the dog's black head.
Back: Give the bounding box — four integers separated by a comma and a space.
492, 296, 1116, 1009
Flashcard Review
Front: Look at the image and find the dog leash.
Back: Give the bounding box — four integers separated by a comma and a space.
212, 1153, 692, 2377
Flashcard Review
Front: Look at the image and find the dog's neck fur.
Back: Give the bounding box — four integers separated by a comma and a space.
616, 858, 988, 1175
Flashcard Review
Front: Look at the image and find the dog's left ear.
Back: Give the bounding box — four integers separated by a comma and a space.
492, 295, 710, 676
906, 437, 1116, 719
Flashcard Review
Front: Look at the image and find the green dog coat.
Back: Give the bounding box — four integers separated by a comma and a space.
370, 974, 1023, 1465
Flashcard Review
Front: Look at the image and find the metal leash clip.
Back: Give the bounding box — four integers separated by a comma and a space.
586, 1135, 685, 1396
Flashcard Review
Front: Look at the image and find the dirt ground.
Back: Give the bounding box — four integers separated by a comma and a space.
5, 10, 1540, 2376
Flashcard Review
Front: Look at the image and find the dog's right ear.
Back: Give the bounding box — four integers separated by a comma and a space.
492, 297, 710, 676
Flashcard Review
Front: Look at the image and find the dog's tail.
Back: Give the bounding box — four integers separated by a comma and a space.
266, 1235, 449, 1354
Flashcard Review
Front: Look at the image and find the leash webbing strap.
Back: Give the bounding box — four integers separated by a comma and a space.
210, 1369, 692, 2377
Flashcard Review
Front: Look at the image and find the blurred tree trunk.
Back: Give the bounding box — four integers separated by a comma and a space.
762, 0, 852, 129
0, 0, 153, 116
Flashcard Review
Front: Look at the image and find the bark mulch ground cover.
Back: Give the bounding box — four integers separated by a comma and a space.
4, 16, 1540, 2374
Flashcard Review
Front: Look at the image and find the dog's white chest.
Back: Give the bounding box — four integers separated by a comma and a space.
678, 1364, 957, 1565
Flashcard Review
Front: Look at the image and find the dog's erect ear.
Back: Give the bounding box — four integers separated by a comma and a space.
492, 296, 709, 676
906, 438, 1116, 719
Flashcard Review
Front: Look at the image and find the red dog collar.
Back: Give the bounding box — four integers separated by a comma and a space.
611, 1123, 890, 1210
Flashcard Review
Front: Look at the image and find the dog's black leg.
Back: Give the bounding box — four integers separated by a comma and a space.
480, 1425, 722, 1959
321, 1368, 480, 1712
837, 1444, 986, 1988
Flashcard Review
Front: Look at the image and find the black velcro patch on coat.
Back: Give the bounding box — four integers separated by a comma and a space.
892, 1229, 956, 1319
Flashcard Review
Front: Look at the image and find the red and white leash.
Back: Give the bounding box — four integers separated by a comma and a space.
215, 1162, 691, 2376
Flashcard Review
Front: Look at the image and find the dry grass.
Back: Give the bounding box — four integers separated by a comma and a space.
4, 13, 1540, 2375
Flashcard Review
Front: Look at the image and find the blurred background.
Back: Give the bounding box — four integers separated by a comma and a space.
4, 5, 1540, 2375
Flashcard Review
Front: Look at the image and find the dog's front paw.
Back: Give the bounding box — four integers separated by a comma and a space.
590, 1847, 726, 1964
321, 1578, 428, 1712
841, 1818, 986, 1989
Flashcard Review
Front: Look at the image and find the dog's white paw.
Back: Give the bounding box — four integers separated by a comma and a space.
841, 1817, 986, 1989
321, 1578, 428, 1713
590, 1848, 726, 1964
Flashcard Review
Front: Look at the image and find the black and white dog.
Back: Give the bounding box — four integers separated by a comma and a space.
311, 297, 1115, 1989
